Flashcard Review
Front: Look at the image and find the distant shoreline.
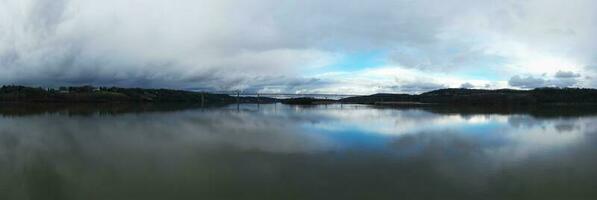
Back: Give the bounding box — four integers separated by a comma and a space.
1, 85, 597, 106
338, 88, 597, 106
0, 85, 277, 104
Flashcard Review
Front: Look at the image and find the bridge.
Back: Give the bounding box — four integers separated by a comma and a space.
214, 91, 360, 100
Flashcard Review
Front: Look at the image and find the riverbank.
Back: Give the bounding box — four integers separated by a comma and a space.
2, 85, 597, 106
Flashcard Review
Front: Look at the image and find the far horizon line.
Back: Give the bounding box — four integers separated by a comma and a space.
2, 84, 596, 97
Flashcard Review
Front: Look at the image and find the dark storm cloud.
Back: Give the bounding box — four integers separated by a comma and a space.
1, 0, 340, 90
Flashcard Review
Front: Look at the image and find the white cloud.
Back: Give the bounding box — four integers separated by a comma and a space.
0, 0, 596, 92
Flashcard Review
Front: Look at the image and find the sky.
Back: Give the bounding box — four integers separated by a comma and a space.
1, 0, 596, 94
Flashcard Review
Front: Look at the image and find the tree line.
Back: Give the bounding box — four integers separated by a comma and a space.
340, 88, 597, 105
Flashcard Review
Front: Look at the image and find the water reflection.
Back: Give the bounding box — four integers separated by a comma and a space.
1, 104, 596, 199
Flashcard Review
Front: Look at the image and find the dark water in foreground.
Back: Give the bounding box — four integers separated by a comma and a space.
1, 104, 597, 200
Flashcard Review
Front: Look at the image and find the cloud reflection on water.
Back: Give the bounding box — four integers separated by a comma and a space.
0, 104, 596, 199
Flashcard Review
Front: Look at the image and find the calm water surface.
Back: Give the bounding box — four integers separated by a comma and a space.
1, 104, 597, 199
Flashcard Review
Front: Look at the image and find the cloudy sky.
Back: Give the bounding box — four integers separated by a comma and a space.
1, 0, 596, 94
